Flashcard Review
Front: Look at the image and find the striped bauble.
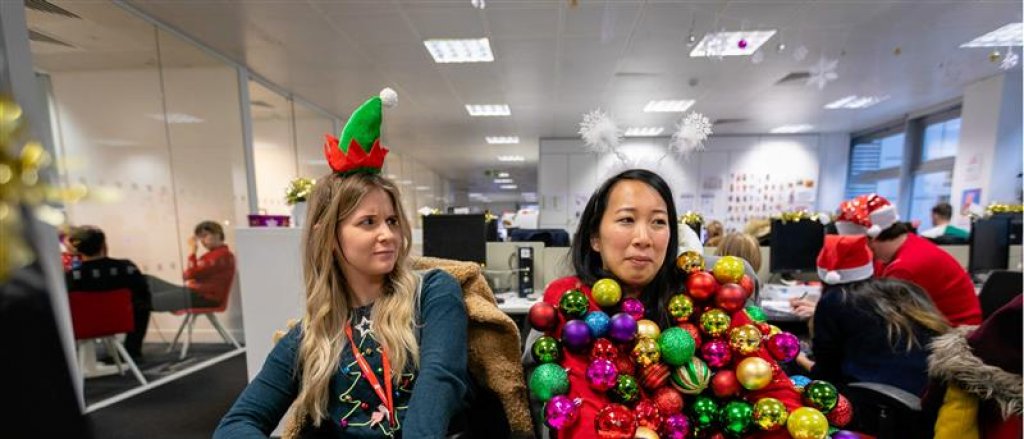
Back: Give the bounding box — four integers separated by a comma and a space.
670, 356, 711, 395
640, 362, 671, 390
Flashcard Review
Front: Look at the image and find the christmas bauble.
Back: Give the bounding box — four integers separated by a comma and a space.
670, 357, 711, 395
562, 319, 593, 352
689, 395, 719, 428
595, 404, 637, 439
790, 375, 812, 391
614, 355, 636, 377
728, 324, 763, 355
712, 256, 745, 284
591, 338, 618, 362
677, 322, 702, 349
611, 374, 641, 404
528, 302, 559, 332
701, 339, 733, 368
744, 304, 767, 323
699, 308, 731, 337
634, 426, 660, 439
631, 337, 661, 367
715, 283, 747, 314
586, 358, 619, 391
739, 275, 756, 298
585, 310, 612, 338
766, 332, 800, 363
826, 394, 853, 427
609, 312, 638, 343
559, 290, 590, 319
531, 335, 561, 364
710, 370, 741, 398
720, 400, 753, 436
667, 294, 695, 323
831, 430, 859, 439
529, 363, 568, 402
686, 271, 719, 301
676, 250, 705, 274
662, 413, 690, 439
802, 381, 839, 413
653, 387, 685, 415
544, 395, 581, 430
767, 324, 782, 337
641, 362, 671, 390
736, 357, 773, 390
592, 278, 623, 307
657, 327, 696, 367
621, 298, 645, 321
634, 400, 664, 431
752, 397, 788, 431
637, 319, 662, 340
786, 407, 829, 439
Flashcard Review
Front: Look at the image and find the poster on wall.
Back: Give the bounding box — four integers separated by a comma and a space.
960, 188, 983, 217
723, 172, 818, 233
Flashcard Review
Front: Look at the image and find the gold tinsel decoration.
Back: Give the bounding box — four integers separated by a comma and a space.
679, 211, 704, 226
284, 177, 315, 205
1, 96, 48, 281
775, 210, 827, 224
985, 203, 1024, 216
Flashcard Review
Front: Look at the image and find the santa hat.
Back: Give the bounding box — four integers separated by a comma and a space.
816, 235, 874, 284
323, 88, 397, 175
834, 194, 900, 238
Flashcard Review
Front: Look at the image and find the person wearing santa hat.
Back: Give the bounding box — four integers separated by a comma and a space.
795, 235, 951, 395
831, 194, 982, 326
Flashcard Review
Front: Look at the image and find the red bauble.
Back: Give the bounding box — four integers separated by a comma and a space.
715, 283, 746, 314
652, 387, 685, 415
710, 370, 741, 398
686, 272, 719, 301
739, 275, 755, 298
640, 363, 671, 390
591, 338, 618, 362
677, 322, 703, 349
755, 322, 772, 336
528, 302, 559, 332
826, 394, 854, 427
595, 404, 637, 438
614, 355, 636, 377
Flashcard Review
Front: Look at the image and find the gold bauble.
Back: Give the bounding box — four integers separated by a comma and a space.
736, 357, 774, 390
637, 319, 662, 340
631, 337, 661, 368
729, 324, 763, 355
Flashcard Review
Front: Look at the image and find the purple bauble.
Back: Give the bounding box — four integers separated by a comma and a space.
586, 358, 619, 391
766, 332, 801, 363
831, 431, 859, 439
544, 395, 581, 430
621, 298, 646, 321
608, 312, 638, 344
562, 319, 593, 352
662, 413, 690, 439
701, 339, 733, 368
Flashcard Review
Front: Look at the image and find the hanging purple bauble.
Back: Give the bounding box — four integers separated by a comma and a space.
831, 431, 859, 439
544, 395, 582, 430
738, 39, 749, 49
766, 332, 801, 363
608, 312, 638, 344
561, 320, 593, 352
662, 413, 691, 439
621, 298, 645, 321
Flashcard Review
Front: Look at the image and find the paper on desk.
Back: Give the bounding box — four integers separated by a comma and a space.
760, 284, 822, 302
760, 300, 796, 314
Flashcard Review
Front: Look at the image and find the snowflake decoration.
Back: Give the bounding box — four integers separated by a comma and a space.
1001, 47, 1019, 70
578, 109, 621, 154
670, 112, 713, 157
793, 45, 809, 62
806, 56, 839, 90
751, 50, 764, 65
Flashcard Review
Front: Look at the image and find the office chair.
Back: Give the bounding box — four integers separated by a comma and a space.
68, 288, 148, 386
844, 382, 928, 439
978, 270, 1023, 319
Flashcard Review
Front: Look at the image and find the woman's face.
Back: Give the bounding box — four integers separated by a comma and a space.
590, 180, 671, 290
337, 188, 402, 283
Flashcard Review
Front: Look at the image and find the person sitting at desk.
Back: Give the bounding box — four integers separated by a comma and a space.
150, 220, 236, 311
796, 235, 950, 395
716, 232, 762, 273
920, 202, 969, 241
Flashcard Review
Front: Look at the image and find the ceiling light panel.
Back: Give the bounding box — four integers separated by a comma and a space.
624, 127, 665, 137
486, 136, 520, 144
960, 23, 1023, 47
497, 155, 525, 162
644, 100, 695, 113
770, 124, 814, 134
500, 184, 518, 190
690, 30, 777, 57
824, 95, 890, 110
493, 178, 514, 184
466, 104, 511, 116
423, 38, 495, 63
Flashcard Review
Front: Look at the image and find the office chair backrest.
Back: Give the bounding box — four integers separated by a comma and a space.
978, 270, 1023, 319
68, 288, 134, 340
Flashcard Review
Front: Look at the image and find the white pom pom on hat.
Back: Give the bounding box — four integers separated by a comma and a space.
379, 87, 398, 108
867, 224, 882, 238
824, 271, 842, 284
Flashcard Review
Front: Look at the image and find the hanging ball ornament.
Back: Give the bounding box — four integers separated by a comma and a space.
686, 271, 719, 301
752, 397, 789, 431
700, 308, 732, 337
634, 400, 664, 431
529, 363, 569, 402
531, 335, 562, 364
662, 413, 691, 439
591, 338, 618, 362
786, 407, 829, 439
720, 400, 754, 436
658, 327, 696, 367
667, 294, 695, 323
689, 395, 720, 429
559, 289, 590, 319
586, 358, 619, 391
631, 336, 662, 367
989, 49, 1002, 63
562, 319, 593, 352
728, 324, 763, 355
637, 319, 662, 340
802, 381, 839, 413
528, 302, 559, 332
585, 310, 612, 338
739, 275, 756, 298
701, 339, 733, 368
671, 356, 711, 395
790, 375, 812, 391
716, 283, 747, 313
592, 278, 623, 307
712, 256, 745, 284
710, 370, 741, 398
736, 357, 774, 390
676, 250, 705, 274
826, 394, 854, 427
621, 298, 646, 321
609, 312, 639, 343
766, 332, 801, 363
653, 386, 685, 416
737, 38, 749, 49
641, 362, 672, 390
634, 426, 660, 439
544, 395, 582, 430
595, 404, 638, 439
677, 322, 702, 349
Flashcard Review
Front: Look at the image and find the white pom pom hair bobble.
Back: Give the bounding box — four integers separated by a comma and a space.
380, 88, 398, 108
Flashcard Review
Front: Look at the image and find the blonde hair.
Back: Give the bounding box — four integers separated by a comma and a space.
841, 278, 950, 351
716, 232, 762, 272
295, 172, 419, 426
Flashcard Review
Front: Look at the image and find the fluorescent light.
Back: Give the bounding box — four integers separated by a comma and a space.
624, 127, 664, 137
497, 155, 525, 162
494, 178, 514, 184
521, 192, 538, 202
824, 95, 890, 110
500, 184, 518, 190
424, 38, 495, 63
497, 172, 510, 178
690, 30, 777, 57
466, 104, 511, 117
415, 186, 432, 191
770, 124, 814, 134
960, 23, 1023, 47
147, 113, 204, 124
644, 100, 695, 113
486, 136, 520, 144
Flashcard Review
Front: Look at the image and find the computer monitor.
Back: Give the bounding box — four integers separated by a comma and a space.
422, 214, 487, 264
968, 216, 1011, 274
769, 219, 825, 274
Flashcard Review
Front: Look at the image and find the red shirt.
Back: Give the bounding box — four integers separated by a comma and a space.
876, 234, 982, 326
184, 245, 236, 303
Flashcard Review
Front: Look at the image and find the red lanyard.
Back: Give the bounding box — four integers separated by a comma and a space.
344, 324, 394, 425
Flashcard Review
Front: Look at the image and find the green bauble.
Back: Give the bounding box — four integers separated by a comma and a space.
592, 278, 623, 307
720, 400, 753, 436
611, 374, 641, 404
690, 395, 720, 428
752, 397, 789, 431
658, 327, 696, 366
700, 308, 732, 337
803, 381, 839, 413
745, 304, 767, 323
559, 290, 589, 319
667, 294, 695, 323
531, 335, 562, 364
529, 363, 569, 402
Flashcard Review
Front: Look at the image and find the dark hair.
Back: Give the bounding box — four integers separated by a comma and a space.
839, 278, 950, 350
194, 220, 224, 240
570, 169, 680, 328
874, 221, 911, 241
931, 202, 953, 220
69, 226, 105, 257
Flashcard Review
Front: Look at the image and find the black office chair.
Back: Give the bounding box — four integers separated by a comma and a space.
844, 382, 928, 439
978, 270, 1023, 319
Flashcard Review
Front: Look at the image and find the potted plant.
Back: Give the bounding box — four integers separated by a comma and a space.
285, 177, 315, 227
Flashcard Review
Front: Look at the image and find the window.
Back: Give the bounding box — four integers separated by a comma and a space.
922, 118, 960, 161
845, 130, 906, 207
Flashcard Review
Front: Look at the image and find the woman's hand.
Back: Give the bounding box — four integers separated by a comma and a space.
796, 352, 815, 371
187, 236, 197, 255
789, 298, 817, 318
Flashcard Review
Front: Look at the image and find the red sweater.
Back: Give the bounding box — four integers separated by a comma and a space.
876, 234, 982, 326
184, 245, 236, 303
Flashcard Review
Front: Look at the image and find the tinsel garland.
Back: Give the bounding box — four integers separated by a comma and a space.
679, 211, 704, 226
774, 210, 828, 224
985, 203, 1024, 216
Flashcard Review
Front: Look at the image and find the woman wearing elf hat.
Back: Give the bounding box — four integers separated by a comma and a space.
216, 89, 471, 438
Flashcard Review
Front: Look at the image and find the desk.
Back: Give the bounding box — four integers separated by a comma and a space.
498, 297, 541, 314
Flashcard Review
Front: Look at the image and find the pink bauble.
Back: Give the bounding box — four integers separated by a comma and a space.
766, 332, 801, 363
701, 339, 733, 368
662, 413, 690, 439
586, 359, 619, 391
621, 298, 646, 321
544, 395, 581, 430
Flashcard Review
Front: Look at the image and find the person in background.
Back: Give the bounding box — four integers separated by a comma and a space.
920, 202, 970, 241
796, 235, 950, 395
150, 221, 236, 311
704, 219, 724, 247
717, 232, 763, 272
58, 224, 79, 272
744, 217, 772, 246
65, 226, 152, 360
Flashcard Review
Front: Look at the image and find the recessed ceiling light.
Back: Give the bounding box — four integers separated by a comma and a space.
770, 124, 814, 134
624, 127, 665, 137
644, 100, 695, 113
423, 38, 495, 63
960, 23, 1023, 47
500, 184, 518, 190
147, 113, 204, 124
497, 172, 511, 178
486, 136, 520, 144
824, 95, 890, 110
690, 30, 777, 57
497, 155, 525, 162
494, 178, 514, 184
466, 104, 511, 117
415, 186, 432, 191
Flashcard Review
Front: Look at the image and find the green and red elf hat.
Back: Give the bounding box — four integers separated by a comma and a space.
323, 88, 397, 175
